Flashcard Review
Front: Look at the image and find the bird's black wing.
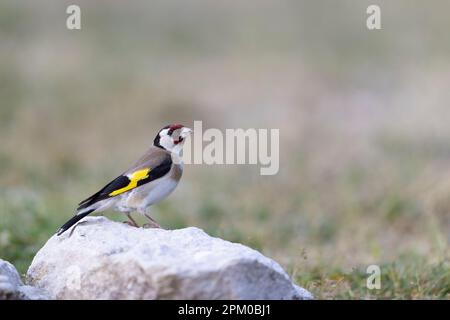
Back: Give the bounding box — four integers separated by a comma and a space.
77, 155, 173, 211
56, 155, 172, 236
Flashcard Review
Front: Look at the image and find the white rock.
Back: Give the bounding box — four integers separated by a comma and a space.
27, 216, 312, 300
0, 259, 51, 300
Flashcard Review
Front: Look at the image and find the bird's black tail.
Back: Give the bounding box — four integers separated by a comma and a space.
57, 209, 95, 236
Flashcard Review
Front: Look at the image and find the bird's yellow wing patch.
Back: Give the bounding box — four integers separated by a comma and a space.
108, 168, 151, 196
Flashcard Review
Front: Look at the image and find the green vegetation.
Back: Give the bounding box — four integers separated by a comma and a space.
1, 0, 449, 299
294, 256, 450, 299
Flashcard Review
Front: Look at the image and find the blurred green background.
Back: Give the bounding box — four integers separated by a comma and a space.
1, 0, 449, 299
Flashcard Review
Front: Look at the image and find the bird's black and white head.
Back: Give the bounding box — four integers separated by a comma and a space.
154, 124, 193, 154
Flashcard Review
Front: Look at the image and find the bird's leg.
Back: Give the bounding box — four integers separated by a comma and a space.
144, 214, 161, 229
123, 212, 139, 227
141, 210, 161, 229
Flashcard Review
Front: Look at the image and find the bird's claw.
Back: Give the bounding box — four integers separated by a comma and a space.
123, 221, 139, 227
143, 222, 161, 229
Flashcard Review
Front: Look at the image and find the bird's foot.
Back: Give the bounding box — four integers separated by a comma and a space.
142, 212, 162, 229
123, 221, 139, 227
143, 221, 161, 229
124, 212, 139, 227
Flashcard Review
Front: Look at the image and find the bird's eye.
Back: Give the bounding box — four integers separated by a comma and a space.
171, 129, 181, 139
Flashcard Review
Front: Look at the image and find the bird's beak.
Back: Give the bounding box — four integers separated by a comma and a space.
181, 127, 193, 138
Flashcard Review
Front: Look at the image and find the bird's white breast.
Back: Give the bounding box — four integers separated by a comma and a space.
140, 176, 178, 206
120, 164, 182, 211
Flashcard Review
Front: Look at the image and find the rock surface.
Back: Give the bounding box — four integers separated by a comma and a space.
0, 259, 51, 300
27, 216, 312, 300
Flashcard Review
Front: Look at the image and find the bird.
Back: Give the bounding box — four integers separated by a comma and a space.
56, 124, 193, 236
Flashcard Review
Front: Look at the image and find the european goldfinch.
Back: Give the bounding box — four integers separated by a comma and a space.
57, 124, 193, 236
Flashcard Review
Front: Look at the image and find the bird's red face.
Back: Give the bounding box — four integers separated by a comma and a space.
154, 124, 193, 151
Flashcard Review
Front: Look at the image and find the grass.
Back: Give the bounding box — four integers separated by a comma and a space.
1, 0, 450, 299
295, 256, 450, 299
